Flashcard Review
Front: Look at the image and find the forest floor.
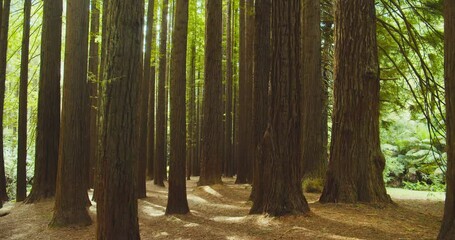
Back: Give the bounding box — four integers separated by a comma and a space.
0, 177, 444, 239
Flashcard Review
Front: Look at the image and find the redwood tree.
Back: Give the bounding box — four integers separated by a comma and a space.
155, 0, 169, 187
26, 0, 62, 203
319, 0, 390, 204
0, 0, 11, 204
16, 0, 32, 202
96, 0, 143, 237
50, 0, 91, 227
301, 0, 327, 181
438, 1, 455, 239
250, 0, 270, 202
250, 0, 309, 216
166, 0, 190, 215
199, 0, 223, 186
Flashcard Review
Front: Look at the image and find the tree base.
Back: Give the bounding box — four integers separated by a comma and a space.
49, 209, 92, 227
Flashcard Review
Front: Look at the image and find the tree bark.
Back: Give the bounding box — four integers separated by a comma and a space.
250, 0, 270, 202
16, 0, 32, 202
50, 0, 92, 227
26, 0, 62, 204
187, 39, 196, 179
438, 1, 455, 239
166, 0, 190, 215
96, 0, 143, 238
236, 0, 248, 184
146, 0, 156, 181
199, 0, 223, 186
319, 0, 390, 204
250, 0, 310, 216
0, 0, 10, 203
224, 0, 234, 178
155, 0, 169, 187
301, 0, 327, 181
88, 0, 100, 190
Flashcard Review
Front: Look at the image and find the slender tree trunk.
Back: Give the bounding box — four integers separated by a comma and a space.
438, 1, 455, 239
50, 0, 92, 227
187, 39, 196, 179
250, 0, 270, 202
88, 0, 100, 190
301, 0, 327, 182
96, 0, 143, 238
146, 0, 157, 181
236, 0, 248, 184
224, 0, 234, 178
26, 0, 62, 204
136, 0, 155, 200
0, 0, 10, 204
319, 0, 390, 204
166, 0, 190, 214
155, 0, 169, 187
198, 0, 223, 186
16, 0, 32, 202
250, 0, 310, 216
245, 0, 254, 183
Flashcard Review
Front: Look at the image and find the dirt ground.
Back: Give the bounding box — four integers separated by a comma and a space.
0, 177, 444, 239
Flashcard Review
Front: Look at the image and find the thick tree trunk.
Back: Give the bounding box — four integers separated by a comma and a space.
199, 0, 223, 186
301, 0, 327, 181
155, 0, 169, 187
319, 0, 390, 204
250, 0, 310, 216
250, 0, 270, 202
16, 0, 31, 202
438, 1, 455, 239
50, 0, 92, 227
245, 0, 254, 184
26, 0, 62, 204
96, 0, 143, 238
0, 0, 10, 203
88, 0, 100, 190
166, 0, 189, 215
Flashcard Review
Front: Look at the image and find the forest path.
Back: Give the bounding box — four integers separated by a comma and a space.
0, 177, 444, 239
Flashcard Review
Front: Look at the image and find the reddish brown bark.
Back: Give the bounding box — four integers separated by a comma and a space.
199, 0, 223, 186
319, 0, 390, 204
26, 0, 62, 203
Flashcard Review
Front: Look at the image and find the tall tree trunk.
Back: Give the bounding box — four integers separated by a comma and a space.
250, 0, 270, 202
0, 0, 10, 203
166, 0, 189, 215
88, 0, 100, 190
245, 0, 254, 183
187, 39, 196, 179
301, 0, 327, 182
26, 0, 62, 204
96, 0, 143, 238
16, 0, 32, 202
155, 0, 169, 187
438, 1, 455, 239
199, 0, 223, 186
136, 0, 155, 200
224, 0, 234, 178
235, 0, 248, 184
149, 0, 156, 179
319, 0, 390, 204
250, 0, 309, 216
50, 0, 92, 227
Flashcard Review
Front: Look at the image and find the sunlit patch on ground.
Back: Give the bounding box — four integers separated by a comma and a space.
142, 205, 165, 217
202, 186, 223, 198
211, 215, 247, 223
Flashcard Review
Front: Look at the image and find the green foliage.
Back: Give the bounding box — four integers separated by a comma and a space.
381, 112, 446, 192
303, 178, 324, 193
